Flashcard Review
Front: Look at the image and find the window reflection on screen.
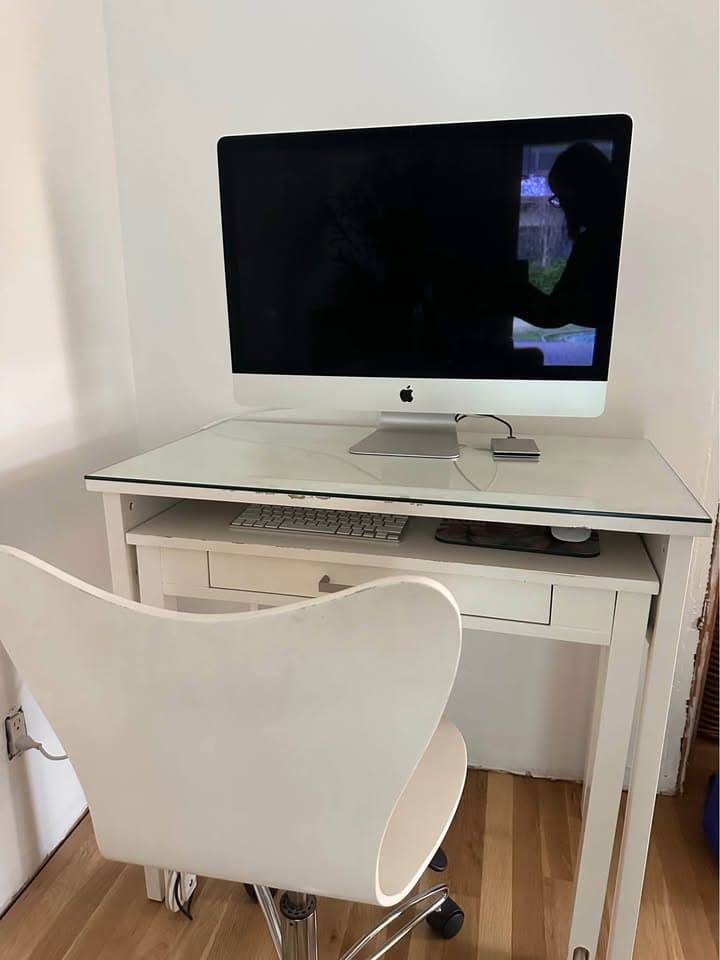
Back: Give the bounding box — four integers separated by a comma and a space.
513, 140, 613, 366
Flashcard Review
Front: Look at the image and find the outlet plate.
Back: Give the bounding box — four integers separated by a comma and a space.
5, 707, 28, 760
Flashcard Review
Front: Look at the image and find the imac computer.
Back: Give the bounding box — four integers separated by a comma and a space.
218, 114, 632, 458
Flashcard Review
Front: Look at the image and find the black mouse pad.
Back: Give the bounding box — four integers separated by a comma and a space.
435, 520, 600, 557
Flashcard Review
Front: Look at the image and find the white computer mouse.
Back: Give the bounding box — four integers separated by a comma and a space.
550, 526, 592, 543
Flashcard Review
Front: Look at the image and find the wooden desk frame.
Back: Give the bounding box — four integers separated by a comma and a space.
86, 472, 703, 960
86, 422, 711, 960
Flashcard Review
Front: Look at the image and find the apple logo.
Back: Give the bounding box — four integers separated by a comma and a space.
399, 385, 414, 403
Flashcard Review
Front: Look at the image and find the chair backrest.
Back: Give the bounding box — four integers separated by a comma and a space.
0, 545, 461, 905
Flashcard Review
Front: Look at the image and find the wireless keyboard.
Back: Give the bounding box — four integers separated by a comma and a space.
230, 505, 409, 541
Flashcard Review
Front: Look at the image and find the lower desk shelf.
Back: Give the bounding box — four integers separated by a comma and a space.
126, 500, 659, 646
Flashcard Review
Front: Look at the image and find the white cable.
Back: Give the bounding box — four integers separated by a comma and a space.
15, 733, 68, 761
453, 448, 499, 493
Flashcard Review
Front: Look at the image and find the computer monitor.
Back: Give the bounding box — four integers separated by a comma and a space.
218, 114, 632, 457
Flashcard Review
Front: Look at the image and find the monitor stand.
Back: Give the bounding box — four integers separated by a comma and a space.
349, 412, 460, 459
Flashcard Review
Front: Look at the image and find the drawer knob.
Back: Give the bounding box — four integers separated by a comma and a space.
318, 575, 351, 594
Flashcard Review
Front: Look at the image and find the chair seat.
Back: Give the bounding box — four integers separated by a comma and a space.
376, 718, 467, 906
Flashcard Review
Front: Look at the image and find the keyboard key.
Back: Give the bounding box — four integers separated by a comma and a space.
230, 505, 408, 541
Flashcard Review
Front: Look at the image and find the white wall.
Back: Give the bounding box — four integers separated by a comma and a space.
0, 2, 137, 911
103, 1, 718, 787
0, 0, 709, 917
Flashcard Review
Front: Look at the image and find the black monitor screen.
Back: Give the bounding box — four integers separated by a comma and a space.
218, 114, 632, 381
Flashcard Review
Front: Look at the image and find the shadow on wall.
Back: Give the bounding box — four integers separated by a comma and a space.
445, 628, 600, 779
40, 155, 134, 446
0, 433, 137, 585
0, 3, 139, 912
21, 13, 135, 447
0, 435, 138, 909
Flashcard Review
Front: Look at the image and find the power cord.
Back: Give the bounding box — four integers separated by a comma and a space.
454, 413, 515, 438
14, 734, 68, 761
173, 871, 196, 921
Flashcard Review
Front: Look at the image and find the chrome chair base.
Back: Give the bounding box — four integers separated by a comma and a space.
254, 883, 455, 960
278, 891, 318, 960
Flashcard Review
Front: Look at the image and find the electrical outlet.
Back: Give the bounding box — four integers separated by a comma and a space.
5, 707, 28, 760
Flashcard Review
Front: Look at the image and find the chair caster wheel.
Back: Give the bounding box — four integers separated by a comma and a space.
244, 884, 277, 902
426, 896, 464, 939
429, 847, 448, 872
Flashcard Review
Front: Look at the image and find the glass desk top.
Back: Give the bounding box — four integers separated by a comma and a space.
86, 419, 711, 533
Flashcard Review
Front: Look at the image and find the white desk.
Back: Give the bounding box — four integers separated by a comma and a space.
86, 419, 711, 960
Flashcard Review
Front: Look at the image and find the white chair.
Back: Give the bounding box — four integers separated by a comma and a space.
0, 545, 467, 960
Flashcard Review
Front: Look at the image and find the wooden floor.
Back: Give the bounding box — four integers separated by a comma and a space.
0, 742, 716, 960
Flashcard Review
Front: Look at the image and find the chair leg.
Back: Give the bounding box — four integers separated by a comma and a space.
425, 847, 464, 938
279, 891, 319, 960
426, 894, 465, 939
428, 846, 448, 872
255, 886, 283, 959
339, 884, 449, 960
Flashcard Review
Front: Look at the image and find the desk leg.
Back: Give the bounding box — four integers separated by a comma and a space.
102, 493, 177, 601
566, 592, 649, 960
581, 647, 608, 818
134, 545, 181, 900
136, 546, 177, 611
606, 536, 693, 960
102, 493, 141, 600
102, 494, 176, 902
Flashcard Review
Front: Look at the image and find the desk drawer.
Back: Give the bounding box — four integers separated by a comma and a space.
432, 574, 550, 623
550, 586, 615, 633
208, 553, 551, 625
209, 554, 318, 597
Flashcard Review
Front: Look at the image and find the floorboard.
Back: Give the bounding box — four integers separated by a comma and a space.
0, 743, 716, 959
